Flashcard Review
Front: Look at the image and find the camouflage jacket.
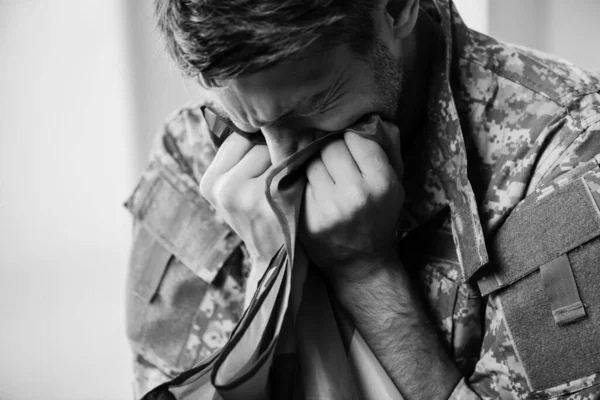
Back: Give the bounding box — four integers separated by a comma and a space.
125, 0, 600, 398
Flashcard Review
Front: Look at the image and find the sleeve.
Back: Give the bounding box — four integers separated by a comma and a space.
461, 118, 600, 399
124, 105, 252, 398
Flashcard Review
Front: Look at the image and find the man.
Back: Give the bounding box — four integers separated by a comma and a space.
125, 0, 600, 398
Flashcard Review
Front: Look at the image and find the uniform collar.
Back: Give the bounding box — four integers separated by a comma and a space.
399, 0, 488, 282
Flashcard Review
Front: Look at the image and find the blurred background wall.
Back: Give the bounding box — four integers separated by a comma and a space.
0, 1, 598, 399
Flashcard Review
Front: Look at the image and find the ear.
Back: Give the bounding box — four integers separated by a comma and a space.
383, 0, 420, 40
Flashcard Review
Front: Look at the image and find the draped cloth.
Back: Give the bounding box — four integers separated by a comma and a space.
141, 115, 405, 400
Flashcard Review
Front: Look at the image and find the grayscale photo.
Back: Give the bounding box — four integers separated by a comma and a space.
1, 1, 599, 399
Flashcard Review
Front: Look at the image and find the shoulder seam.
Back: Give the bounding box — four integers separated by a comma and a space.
459, 54, 599, 108
529, 113, 600, 193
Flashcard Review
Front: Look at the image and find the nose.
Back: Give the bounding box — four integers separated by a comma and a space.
261, 124, 319, 166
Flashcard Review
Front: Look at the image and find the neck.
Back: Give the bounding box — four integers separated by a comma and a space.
395, 13, 439, 147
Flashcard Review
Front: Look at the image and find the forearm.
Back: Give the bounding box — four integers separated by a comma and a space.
331, 251, 461, 400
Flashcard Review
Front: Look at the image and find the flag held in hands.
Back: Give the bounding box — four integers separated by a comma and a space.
141, 115, 405, 400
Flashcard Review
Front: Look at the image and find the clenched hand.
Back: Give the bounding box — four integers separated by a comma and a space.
199, 133, 282, 263
200, 122, 404, 289
300, 130, 404, 283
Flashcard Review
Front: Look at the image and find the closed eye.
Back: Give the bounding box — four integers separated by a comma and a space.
296, 106, 326, 117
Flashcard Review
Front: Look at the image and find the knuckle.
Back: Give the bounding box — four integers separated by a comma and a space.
215, 177, 236, 209
344, 184, 368, 209
370, 175, 395, 197
215, 175, 259, 213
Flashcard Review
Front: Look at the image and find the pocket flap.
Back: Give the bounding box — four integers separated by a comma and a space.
125, 164, 241, 284
479, 172, 600, 296
128, 224, 173, 302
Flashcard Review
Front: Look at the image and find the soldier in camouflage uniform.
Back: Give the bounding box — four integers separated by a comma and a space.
126, 0, 600, 398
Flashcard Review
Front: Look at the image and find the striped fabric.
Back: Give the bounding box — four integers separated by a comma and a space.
141, 116, 404, 400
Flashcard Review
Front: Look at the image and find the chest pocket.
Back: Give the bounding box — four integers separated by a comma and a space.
478, 164, 600, 392
125, 163, 242, 375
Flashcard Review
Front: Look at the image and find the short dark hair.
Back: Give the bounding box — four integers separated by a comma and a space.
154, 0, 379, 86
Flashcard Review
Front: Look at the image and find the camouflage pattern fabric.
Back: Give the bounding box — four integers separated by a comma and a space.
125, 0, 600, 398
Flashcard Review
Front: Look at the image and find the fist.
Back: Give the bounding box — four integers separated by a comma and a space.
300, 131, 404, 281
199, 133, 282, 262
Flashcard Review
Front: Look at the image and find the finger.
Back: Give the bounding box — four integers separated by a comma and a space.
320, 139, 362, 183
229, 145, 272, 179
301, 182, 328, 238
344, 132, 392, 177
210, 133, 255, 175
301, 183, 318, 232
305, 155, 335, 196
200, 133, 255, 201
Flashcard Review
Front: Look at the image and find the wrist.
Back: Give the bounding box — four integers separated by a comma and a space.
327, 249, 462, 400
328, 246, 403, 302
247, 240, 282, 264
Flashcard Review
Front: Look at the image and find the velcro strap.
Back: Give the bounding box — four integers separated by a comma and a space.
125, 165, 241, 283
539, 254, 586, 326
479, 175, 600, 296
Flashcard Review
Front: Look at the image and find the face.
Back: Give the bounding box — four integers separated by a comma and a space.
202, 38, 403, 163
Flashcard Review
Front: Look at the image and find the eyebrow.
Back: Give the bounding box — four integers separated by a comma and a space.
212, 89, 331, 128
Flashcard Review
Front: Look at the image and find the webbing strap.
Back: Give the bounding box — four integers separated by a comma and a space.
539, 254, 586, 326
